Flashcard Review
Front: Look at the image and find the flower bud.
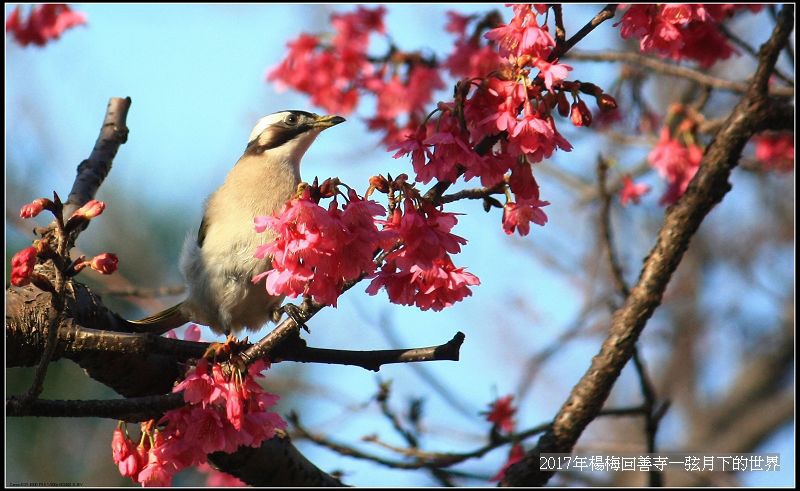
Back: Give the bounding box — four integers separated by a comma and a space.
20, 198, 54, 219
557, 91, 570, 117
319, 178, 338, 198
597, 93, 618, 112
578, 100, 593, 126
10, 246, 38, 286
570, 102, 583, 126
71, 199, 106, 220
89, 253, 119, 274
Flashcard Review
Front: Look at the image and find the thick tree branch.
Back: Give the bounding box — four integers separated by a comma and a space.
277, 332, 465, 371
6, 393, 185, 422
64, 97, 131, 218
209, 431, 344, 487
501, 5, 795, 486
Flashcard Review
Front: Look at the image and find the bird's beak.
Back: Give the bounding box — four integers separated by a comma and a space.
312, 114, 346, 129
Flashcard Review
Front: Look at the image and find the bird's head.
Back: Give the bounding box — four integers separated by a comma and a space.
245, 110, 345, 165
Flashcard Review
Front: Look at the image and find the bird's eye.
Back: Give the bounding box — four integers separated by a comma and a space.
285, 114, 298, 126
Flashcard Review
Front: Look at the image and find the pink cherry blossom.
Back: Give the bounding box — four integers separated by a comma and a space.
184, 324, 202, 342
444, 12, 503, 78
502, 198, 549, 236
173, 358, 215, 406
486, 395, 516, 433
648, 127, 703, 205
254, 189, 387, 306
388, 200, 467, 270
619, 175, 651, 206
485, 8, 554, 59
388, 125, 432, 179
534, 58, 572, 92
112, 427, 141, 478
367, 255, 480, 311
137, 443, 173, 487
615, 4, 753, 67
508, 161, 540, 201
419, 112, 478, 184
198, 463, 246, 487
115, 359, 284, 486
753, 132, 794, 172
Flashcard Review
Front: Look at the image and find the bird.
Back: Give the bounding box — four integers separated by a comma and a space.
130, 110, 345, 336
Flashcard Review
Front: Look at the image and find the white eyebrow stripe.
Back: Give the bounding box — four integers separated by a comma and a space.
248, 112, 291, 142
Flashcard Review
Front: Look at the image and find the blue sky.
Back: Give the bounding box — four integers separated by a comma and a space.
5, 4, 792, 487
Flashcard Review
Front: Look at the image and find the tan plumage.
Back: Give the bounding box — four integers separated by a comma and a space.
130, 111, 345, 335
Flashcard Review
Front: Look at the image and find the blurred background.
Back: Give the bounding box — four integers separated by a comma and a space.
5, 4, 794, 487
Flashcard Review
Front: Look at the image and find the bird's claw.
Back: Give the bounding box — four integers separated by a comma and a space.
203, 333, 249, 360
279, 304, 310, 333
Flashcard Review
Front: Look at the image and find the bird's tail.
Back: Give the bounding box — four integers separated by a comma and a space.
127, 302, 188, 334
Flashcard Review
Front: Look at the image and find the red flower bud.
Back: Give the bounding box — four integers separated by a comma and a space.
557, 91, 570, 117
578, 100, 592, 126
71, 199, 106, 220
89, 253, 118, 274
10, 246, 38, 286
597, 93, 618, 112
20, 198, 53, 219
570, 102, 584, 126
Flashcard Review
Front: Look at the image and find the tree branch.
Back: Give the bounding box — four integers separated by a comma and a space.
277, 332, 465, 371
6, 393, 184, 422
564, 50, 794, 98
64, 97, 132, 218
548, 5, 618, 62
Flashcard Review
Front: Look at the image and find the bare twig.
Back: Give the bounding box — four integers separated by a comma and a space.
551, 4, 566, 47
548, 5, 618, 62
718, 23, 792, 84
565, 50, 794, 97
595, 156, 630, 298
439, 183, 505, 204
373, 383, 456, 486
292, 405, 648, 472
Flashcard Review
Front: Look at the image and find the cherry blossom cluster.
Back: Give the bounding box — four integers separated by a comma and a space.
390, 5, 616, 234
484, 395, 524, 481
615, 4, 763, 67
253, 180, 390, 306
12, 197, 118, 290
268, 6, 443, 145
253, 176, 480, 311
112, 358, 285, 487
269, 5, 619, 237
365, 192, 480, 311
5, 4, 86, 47
648, 106, 704, 205
443, 11, 504, 79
